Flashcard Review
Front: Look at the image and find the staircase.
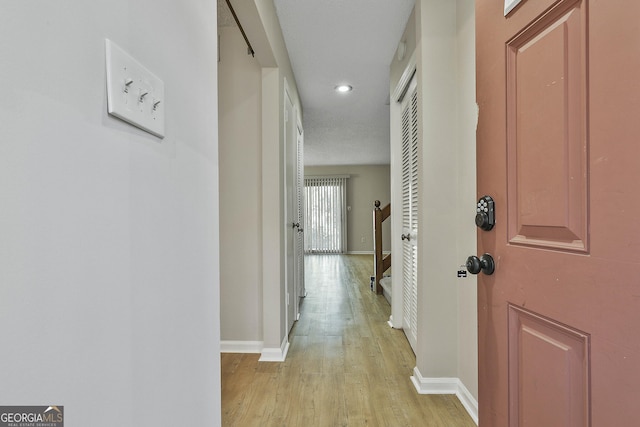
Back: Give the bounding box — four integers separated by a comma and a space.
373, 200, 391, 300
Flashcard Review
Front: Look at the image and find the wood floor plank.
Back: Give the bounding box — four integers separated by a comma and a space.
221, 254, 476, 427
301, 334, 325, 374
221, 354, 260, 424
231, 371, 277, 427
323, 335, 345, 373
343, 372, 380, 426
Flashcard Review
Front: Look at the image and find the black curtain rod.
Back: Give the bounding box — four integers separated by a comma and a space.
225, 0, 255, 57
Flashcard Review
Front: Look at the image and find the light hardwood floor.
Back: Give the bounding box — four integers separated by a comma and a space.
221, 254, 476, 426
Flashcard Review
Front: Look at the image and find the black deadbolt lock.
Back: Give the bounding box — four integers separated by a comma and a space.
475, 195, 495, 231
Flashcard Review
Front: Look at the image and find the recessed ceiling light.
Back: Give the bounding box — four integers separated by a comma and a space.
335, 85, 353, 93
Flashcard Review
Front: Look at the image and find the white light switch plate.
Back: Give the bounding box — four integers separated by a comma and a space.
105, 39, 165, 138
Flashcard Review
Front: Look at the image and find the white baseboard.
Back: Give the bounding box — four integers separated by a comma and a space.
456, 380, 479, 425
387, 315, 395, 328
221, 338, 292, 363
387, 314, 402, 329
259, 337, 290, 362
220, 340, 263, 354
345, 251, 391, 255
410, 366, 478, 425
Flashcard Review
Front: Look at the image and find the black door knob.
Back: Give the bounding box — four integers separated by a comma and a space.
466, 253, 495, 275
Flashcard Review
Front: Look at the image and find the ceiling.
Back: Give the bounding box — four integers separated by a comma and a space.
219, 0, 415, 166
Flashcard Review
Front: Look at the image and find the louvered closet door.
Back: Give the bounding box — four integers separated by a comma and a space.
285, 90, 296, 333
401, 77, 418, 352
295, 124, 305, 311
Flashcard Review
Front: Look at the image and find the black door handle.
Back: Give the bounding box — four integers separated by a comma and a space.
466, 253, 495, 275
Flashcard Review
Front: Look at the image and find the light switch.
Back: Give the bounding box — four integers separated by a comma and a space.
105, 39, 165, 138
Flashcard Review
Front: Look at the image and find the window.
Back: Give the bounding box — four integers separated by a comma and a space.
304, 176, 348, 253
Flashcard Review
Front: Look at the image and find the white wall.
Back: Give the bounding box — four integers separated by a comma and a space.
415, 0, 460, 379
415, 0, 478, 408
0, 1, 220, 426
219, 26, 263, 344
219, 0, 303, 358
455, 0, 479, 403
253, 0, 303, 355
305, 165, 392, 253
389, 0, 478, 417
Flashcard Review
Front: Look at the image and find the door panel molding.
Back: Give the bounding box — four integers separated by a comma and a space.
508, 304, 591, 427
506, 0, 588, 253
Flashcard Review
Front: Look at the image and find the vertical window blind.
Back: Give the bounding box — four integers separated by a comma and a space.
304, 176, 348, 253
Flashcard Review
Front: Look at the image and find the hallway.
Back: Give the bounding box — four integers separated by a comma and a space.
221, 255, 476, 426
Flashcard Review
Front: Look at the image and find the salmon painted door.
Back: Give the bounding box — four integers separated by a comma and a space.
475, 0, 640, 425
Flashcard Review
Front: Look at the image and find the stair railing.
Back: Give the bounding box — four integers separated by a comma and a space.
373, 200, 391, 294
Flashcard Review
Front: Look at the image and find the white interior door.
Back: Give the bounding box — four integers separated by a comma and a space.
284, 87, 296, 334
401, 77, 418, 352
295, 121, 305, 314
